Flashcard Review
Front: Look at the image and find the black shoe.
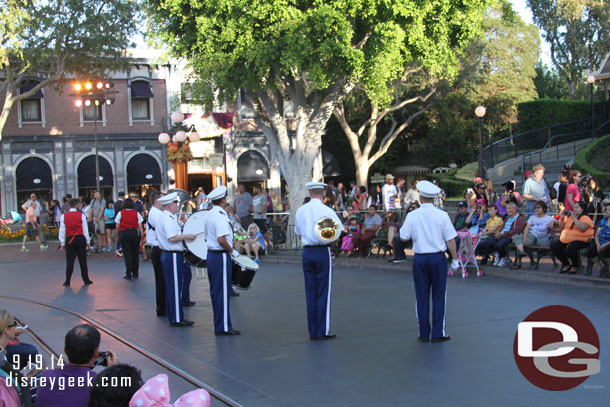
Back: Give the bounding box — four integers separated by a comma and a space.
170, 320, 194, 327
509, 262, 521, 270
431, 335, 451, 343
418, 337, 430, 342
62, 281, 70, 287
156, 311, 167, 317
124, 275, 132, 280
182, 301, 196, 307
132, 275, 139, 280
230, 292, 240, 297
83, 280, 93, 285
215, 329, 241, 335
392, 258, 407, 264
310, 333, 336, 340
559, 265, 570, 274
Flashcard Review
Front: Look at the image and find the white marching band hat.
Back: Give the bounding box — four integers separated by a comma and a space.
416, 180, 441, 198
207, 185, 227, 201
305, 181, 327, 190
158, 191, 179, 205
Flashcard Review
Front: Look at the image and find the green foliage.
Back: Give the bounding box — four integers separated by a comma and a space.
427, 170, 472, 198
516, 99, 593, 132
527, 0, 610, 97
573, 135, 610, 188
149, 0, 489, 110
533, 62, 569, 99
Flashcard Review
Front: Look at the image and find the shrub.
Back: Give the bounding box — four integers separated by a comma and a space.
573, 135, 610, 188
427, 170, 472, 198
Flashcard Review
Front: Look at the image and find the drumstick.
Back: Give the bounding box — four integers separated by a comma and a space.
194, 231, 206, 236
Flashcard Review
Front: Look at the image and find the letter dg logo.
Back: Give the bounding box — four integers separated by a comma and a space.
513, 305, 600, 391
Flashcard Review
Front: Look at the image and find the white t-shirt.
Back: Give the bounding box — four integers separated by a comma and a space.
381, 184, 398, 210
528, 214, 554, 238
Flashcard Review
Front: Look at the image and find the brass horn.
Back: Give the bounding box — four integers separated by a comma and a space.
315, 217, 341, 242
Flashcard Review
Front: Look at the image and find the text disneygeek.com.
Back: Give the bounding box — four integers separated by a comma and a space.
5, 372, 131, 390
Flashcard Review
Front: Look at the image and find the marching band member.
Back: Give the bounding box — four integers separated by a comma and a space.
156, 192, 197, 327
203, 186, 241, 335
59, 198, 93, 287
147, 192, 166, 316
399, 180, 458, 342
295, 181, 344, 340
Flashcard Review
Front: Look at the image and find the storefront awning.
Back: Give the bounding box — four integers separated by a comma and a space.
237, 150, 269, 181
127, 154, 161, 186
78, 155, 114, 188
16, 158, 52, 191
131, 81, 153, 98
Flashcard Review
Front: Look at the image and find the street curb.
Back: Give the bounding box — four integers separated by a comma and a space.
263, 252, 610, 290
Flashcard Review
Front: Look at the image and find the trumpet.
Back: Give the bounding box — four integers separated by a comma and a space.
315, 217, 341, 242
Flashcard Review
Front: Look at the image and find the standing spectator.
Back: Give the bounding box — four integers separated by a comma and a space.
404, 179, 420, 206
554, 169, 569, 205
336, 182, 346, 211
271, 190, 283, 213
351, 205, 382, 257
265, 188, 273, 212
49, 199, 61, 227
115, 199, 144, 280
583, 177, 605, 222
104, 201, 115, 252
196, 187, 210, 210
368, 184, 381, 208
349, 180, 358, 199
21, 192, 41, 219
432, 180, 446, 210
252, 186, 270, 249
394, 178, 406, 210
484, 179, 498, 208
522, 164, 550, 218
353, 186, 367, 213
21, 201, 48, 251
550, 201, 594, 274
36, 324, 119, 407
91, 191, 107, 251
565, 170, 582, 211
234, 184, 253, 231
61, 194, 73, 214
381, 174, 398, 211
323, 186, 336, 208
496, 180, 522, 218
130, 192, 145, 215
473, 181, 489, 207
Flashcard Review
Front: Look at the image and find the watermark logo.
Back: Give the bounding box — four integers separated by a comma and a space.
513, 305, 600, 391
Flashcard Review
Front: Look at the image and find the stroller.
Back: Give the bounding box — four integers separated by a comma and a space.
448, 227, 482, 278
0, 212, 23, 232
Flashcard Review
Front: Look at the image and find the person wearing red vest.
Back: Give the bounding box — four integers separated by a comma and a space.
59, 198, 93, 286
115, 198, 144, 280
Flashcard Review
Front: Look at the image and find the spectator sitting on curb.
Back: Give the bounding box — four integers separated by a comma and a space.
88, 364, 144, 407
36, 324, 120, 407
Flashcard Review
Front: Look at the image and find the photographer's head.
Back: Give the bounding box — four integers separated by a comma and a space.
64, 324, 100, 365
88, 364, 143, 407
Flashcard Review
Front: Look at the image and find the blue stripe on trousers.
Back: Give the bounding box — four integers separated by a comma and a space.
412, 252, 447, 339
206, 252, 232, 332
161, 252, 186, 323
302, 246, 332, 337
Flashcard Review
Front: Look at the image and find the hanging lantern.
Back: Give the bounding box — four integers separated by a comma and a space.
171, 111, 185, 124
175, 130, 187, 142
189, 131, 200, 142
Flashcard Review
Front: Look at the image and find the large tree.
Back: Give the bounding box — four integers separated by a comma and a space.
149, 0, 489, 219
0, 0, 141, 139
527, 0, 610, 97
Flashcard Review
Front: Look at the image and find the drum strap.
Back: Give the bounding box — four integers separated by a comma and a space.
209, 249, 229, 253
147, 221, 155, 231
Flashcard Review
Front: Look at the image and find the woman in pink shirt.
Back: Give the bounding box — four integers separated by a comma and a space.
565, 170, 582, 211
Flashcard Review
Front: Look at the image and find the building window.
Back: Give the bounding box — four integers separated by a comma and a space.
130, 80, 153, 121
21, 99, 42, 122
132, 99, 150, 120
83, 105, 103, 121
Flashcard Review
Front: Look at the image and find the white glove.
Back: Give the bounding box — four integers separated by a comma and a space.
451, 259, 460, 270
232, 250, 240, 258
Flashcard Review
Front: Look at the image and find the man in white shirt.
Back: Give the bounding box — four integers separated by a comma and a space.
146, 192, 166, 317
381, 174, 398, 211
400, 180, 458, 343
295, 181, 344, 340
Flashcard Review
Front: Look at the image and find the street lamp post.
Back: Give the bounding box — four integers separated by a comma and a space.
72, 80, 117, 192
587, 75, 596, 138
158, 112, 199, 191
475, 106, 487, 178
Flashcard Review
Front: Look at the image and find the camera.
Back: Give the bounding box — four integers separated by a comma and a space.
92, 350, 111, 367
563, 211, 571, 217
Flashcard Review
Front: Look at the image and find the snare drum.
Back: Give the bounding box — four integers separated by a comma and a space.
181, 210, 209, 267
231, 255, 259, 290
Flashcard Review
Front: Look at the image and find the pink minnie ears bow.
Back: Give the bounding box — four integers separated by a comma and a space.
129, 374, 211, 407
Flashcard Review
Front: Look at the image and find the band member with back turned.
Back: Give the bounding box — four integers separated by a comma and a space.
146, 191, 166, 316
59, 198, 93, 287
295, 181, 344, 340
203, 186, 241, 335
156, 192, 197, 327
399, 180, 459, 343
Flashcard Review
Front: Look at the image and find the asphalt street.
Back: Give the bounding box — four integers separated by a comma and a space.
0, 245, 608, 406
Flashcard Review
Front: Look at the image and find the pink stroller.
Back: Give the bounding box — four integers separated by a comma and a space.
448, 229, 481, 278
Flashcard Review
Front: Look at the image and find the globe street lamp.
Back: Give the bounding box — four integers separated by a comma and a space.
587, 75, 596, 138
158, 112, 199, 191
475, 105, 487, 178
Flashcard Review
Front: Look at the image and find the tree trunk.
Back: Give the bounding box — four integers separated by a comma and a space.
355, 157, 369, 188
0, 90, 15, 141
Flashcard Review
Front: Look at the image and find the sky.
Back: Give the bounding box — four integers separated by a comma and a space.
510, 0, 553, 66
